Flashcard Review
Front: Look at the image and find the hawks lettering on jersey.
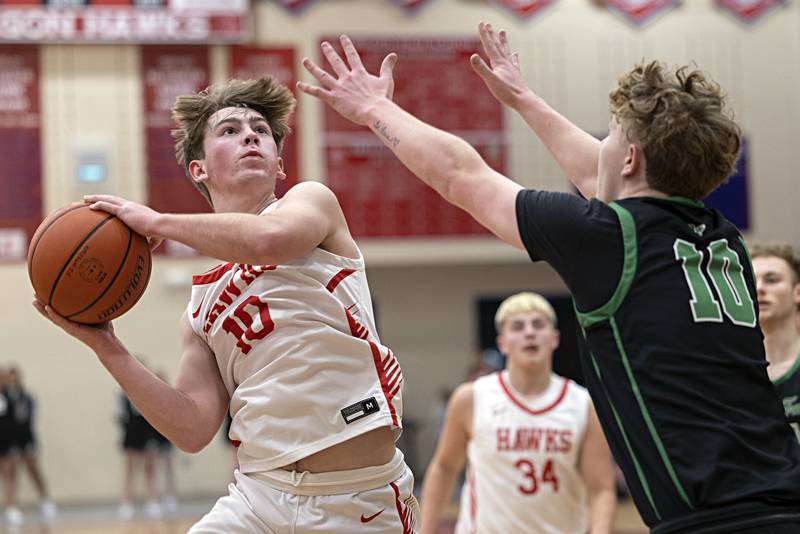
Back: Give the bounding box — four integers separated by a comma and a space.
496, 427, 573, 453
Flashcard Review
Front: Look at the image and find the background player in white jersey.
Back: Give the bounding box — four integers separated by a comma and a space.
420, 292, 616, 534
34, 77, 417, 533
752, 244, 800, 441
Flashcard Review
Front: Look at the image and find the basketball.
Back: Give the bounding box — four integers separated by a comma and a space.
27, 203, 152, 325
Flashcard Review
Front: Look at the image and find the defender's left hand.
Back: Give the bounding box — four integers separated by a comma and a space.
297, 35, 398, 126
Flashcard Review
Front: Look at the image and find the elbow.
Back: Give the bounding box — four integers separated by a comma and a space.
174, 434, 212, 454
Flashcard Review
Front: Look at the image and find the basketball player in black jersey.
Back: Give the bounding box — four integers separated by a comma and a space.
752, 244, 800, 443
299, 24, 800, 533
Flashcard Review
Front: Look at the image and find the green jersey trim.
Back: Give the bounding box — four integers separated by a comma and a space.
578, 319, 661, 521
739, 236, 757, 287
610, 317, 693, 509
576, 202, 637, 328
666, 196, 705, 208
773, 353, 800, 386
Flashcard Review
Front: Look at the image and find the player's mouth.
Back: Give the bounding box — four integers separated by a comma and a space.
240, 150, 263, 159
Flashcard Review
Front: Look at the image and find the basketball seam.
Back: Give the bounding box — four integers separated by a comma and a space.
28, 204, 84, 281
47, 214, 115, 307
66, 225, 133, 321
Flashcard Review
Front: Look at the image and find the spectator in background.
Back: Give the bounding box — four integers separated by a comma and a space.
116, 390, 161, 520
152, 370, 177, 513
5, 367, 57, 522
0, 367, 23, 527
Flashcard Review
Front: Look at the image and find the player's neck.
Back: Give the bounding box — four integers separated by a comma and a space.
506, 365, 551, 397
763, 318, 800, 366
213, 192, 277, 215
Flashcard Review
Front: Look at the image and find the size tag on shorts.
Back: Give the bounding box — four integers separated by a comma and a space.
341, 397, 379, 424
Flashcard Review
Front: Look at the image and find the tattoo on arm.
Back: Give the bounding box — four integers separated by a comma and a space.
373, 120, 400, 148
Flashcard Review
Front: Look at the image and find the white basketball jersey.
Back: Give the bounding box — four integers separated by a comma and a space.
455, 371, 590, 534
187, 203, 403, 473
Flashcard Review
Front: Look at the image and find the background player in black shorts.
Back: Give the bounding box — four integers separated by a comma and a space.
5, 367, 57, 522
0, 367, 23, 527
752, 245, 800, 442
151, 370, 177, 513
116, 390, 161, 520
299, 24, 800, 534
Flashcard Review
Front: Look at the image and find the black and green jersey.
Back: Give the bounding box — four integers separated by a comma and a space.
773, 354, 800, 443
517, 190, 800, 533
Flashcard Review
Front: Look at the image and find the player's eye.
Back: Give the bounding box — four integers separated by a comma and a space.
222, 127, 236, 135
257, 127, 269, 134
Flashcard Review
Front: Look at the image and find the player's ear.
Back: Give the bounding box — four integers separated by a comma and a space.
495, 334, 507, 355
189, 159, 208, 184
622, 145, 641, 177
793, 281, 800, 308
276, 157, 286, 181
551, 328, 561, 351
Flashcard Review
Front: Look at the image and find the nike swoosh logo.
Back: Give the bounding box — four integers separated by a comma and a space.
191, 295, 205, 319
360, 509, 385, 523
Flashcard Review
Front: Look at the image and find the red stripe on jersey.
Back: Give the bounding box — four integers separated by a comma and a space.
498, 373, 569, 416
345, 307, 370, 340
192, 262, 235, 285
468, 467, 477, 534
325, 268, 356, 293
390, 482, 414, 534
370, 342, 400, 427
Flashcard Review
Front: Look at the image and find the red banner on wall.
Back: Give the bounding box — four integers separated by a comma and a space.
0, 0, 250, 44
604, 0, 680, 25
0, 45, 40, 261
716, 0, 787, 24
321, 38, 506, 238
142, 46, 209, 256
275, 0, 318, 13
488, 0, 558, 20
229, 47, 299, 199
390, 0, 433, 12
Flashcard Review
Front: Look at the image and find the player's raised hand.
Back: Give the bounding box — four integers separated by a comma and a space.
84, 195, 163, 251
297, 35, 398, 126
471, 22, 530, 110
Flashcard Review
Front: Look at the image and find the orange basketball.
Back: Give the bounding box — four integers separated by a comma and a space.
27, 203, 152, 325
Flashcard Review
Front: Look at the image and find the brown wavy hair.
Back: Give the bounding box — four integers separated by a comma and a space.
171, 78, 296, 206
609, 61, 741, 199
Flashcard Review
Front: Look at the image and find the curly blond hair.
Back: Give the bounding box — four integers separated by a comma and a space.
609, 61, 741, 199
171, 78, 296, 205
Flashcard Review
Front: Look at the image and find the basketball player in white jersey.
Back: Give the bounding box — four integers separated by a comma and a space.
420, 292, 616, 534
34, 77, 417, 533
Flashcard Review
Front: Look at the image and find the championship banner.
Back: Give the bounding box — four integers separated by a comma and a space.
390, 0, 433, 12
716, 0, 787, 24
0, 0, 250, 44
142, 46, 210, 257
321, 38, 506, 238
229, 47, 299, 199
275, 0, 318, 13
0, 45, 40, 261
488, 0, 558, 20
603, 0, 680, 25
